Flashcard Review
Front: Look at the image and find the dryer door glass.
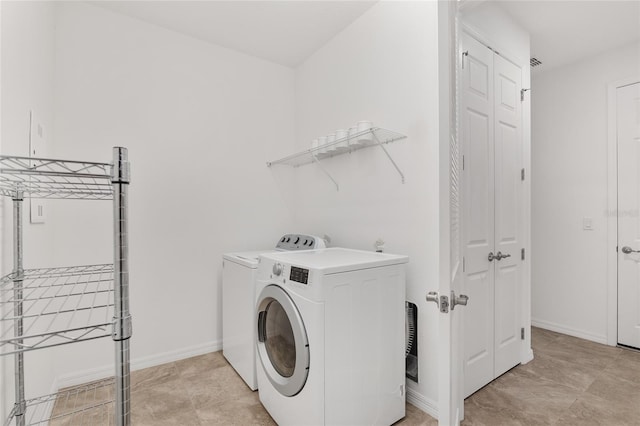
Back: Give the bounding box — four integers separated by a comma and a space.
256, 284, 310, 397
264, 300, 295, 377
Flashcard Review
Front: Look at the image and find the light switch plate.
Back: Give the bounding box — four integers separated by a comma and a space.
29, 111, 46, 224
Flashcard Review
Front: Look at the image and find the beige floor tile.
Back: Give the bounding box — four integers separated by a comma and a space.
175, 351, 229, 379
131, 361, 180, 392
394, 402, 438, 425
555, 391, 640, 426
49, 404, 115, 426
183, 364, 253, 410
462, 367, 582, 425
196, 392, 275, 425
586, 368, 640, 407
530, 326, 561, 349
131, 375, 200, 425
535, 335, 621, 370
513, 350, 601, 391
463, 398, 551, 426
604, 347, 640, 384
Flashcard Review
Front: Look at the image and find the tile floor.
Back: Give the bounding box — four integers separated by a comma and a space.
52, 327, 640, 425
462, 327, 640, 425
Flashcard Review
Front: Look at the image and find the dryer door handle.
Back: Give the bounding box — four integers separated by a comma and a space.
257, 311, 267, 343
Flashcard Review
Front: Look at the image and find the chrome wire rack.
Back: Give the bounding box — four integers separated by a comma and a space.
0, 155, 113, 200
0, 264, 114, 355
1, 148, 131, 426
3, 378, 115, 426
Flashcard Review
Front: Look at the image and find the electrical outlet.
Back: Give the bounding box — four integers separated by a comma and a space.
29, 111, 46, 224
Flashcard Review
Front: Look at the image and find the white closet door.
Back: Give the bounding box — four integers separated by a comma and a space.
461, 32, 495, 398
618, 82, 640, 349
493, 54, 523, 377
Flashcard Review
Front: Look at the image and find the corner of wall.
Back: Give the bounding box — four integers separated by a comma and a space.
407, 387, 439, 420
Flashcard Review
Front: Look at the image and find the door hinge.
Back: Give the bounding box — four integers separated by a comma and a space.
463, 257, 465, 272
521, 88, 530, 101
462, 155, 465, 171
521, 327, 525, 340
461, 50, 469, 69
521, 248, 525, 260
521, 168, 525, 181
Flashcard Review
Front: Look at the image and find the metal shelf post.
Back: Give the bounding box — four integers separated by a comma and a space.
12, 187, 25, 426
111, 147, 131, 426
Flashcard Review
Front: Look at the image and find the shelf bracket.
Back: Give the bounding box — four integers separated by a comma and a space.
311, 154, 339, 191
372, 132, 405, 183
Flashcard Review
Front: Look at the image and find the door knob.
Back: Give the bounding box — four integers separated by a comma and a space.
450, 291, 469, 310
622, 246, 640, 254
426, 291, 449, 313
426, 291, 439, 304
488, 252, 495, 262
496, 251, 511, 260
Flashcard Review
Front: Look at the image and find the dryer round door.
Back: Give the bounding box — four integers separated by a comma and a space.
256, 284, 309, 397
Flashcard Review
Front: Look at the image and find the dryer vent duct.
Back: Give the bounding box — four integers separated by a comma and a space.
530, 57, 543, 67
406, 301, 418, 383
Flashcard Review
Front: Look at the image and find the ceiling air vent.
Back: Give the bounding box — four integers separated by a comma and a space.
530, 57, 543, 67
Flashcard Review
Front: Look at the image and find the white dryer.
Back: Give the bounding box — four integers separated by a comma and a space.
222, 234, 325, 390
255, 248, 408, 425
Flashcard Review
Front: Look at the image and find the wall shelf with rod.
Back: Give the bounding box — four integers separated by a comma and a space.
0, 147, 132, 426
267, 127, 407, 191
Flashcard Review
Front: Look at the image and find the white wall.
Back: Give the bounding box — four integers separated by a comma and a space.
460, 2, 529, 64
0, 0, 58, 417
49, 1, 296, 384
291, 1, 442, 412
531, 41, 640, 343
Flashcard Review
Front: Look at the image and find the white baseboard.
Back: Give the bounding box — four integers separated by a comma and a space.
406, 387, 438, 420
55, 339, 222, 390
531, 318, 607, 345
521, 347, 534, 364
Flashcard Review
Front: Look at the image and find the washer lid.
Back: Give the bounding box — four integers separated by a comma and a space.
261, 247, 409, 274
223, 250, 276, 268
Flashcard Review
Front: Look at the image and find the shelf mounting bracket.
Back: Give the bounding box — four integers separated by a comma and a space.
311, 154, 339, 191
372, 132, 405, 183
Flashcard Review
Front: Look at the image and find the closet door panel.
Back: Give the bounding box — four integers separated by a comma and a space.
493, 54, 523, 377
461, 32, 495, 398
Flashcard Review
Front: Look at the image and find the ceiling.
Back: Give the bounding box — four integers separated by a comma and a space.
496, 0, 640, 74
90, 1, 377, 68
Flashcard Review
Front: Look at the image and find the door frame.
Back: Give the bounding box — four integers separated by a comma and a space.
606, 76, 640, 346
437, 0, 459, 424
440, 0, 534, 422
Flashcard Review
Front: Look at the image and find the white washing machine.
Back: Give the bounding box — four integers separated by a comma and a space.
222, 234, 325, 390
255, 248, 408, 425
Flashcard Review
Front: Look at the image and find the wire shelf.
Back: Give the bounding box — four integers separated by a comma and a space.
0, 155, 113, 200
267, 127, 407, 168
0, 264, 114, 355
4, 377, 114, 426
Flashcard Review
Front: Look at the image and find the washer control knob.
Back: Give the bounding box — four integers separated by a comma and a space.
272, 263, 283, 276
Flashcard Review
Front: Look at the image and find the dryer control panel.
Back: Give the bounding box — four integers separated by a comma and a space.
289, 266, 309, 285
276, 234, 326, 251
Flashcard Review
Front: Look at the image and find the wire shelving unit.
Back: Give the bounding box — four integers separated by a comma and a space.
0, 148, 132, 426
